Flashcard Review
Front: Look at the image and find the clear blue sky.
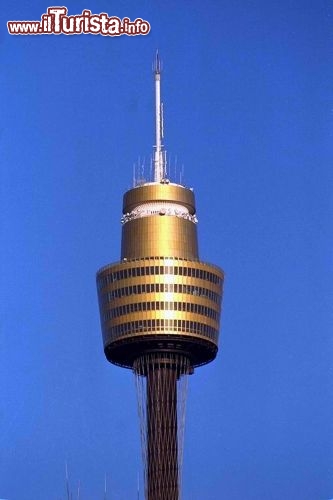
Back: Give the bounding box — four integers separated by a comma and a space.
1, 1, 332, 499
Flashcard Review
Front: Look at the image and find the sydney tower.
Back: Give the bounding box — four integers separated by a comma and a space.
96, 53, 224, 500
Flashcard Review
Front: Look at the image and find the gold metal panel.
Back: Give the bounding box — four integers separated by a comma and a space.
104, 310, 219, 328
101, 276, 222, 298
123, 184, 196, 214
102, 293, 220, 313
96, 255, 224, 364
121, 218, 199, 260
102, 321, 219, 339
97, 256, 223, 279
103, 329, 218, 345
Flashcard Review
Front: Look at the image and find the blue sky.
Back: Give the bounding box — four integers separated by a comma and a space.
1, 1, 332, 499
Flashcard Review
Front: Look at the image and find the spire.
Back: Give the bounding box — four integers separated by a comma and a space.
153, 50, 165, 182
154, 49, 161, 74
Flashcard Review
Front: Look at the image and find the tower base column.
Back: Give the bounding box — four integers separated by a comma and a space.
134, 353, 190, 500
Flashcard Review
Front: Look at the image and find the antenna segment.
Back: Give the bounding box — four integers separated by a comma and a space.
153, 50, 165, 183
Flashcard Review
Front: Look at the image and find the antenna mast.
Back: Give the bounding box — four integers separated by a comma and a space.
104, 473, 107, 500
65, 462, 70, 500
153, 50, 165, 182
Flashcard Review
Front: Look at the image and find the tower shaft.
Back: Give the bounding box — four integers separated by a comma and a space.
134, 353, 190, 500
147, 357, 178, 500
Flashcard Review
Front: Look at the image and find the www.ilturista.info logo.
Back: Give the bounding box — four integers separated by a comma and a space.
7, 6, 151, 36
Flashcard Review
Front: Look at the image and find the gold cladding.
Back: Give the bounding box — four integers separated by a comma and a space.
121, 217, 199, 260
123, 184, 196, 214
97, 257, 224, 355
97, 180, 224, 368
